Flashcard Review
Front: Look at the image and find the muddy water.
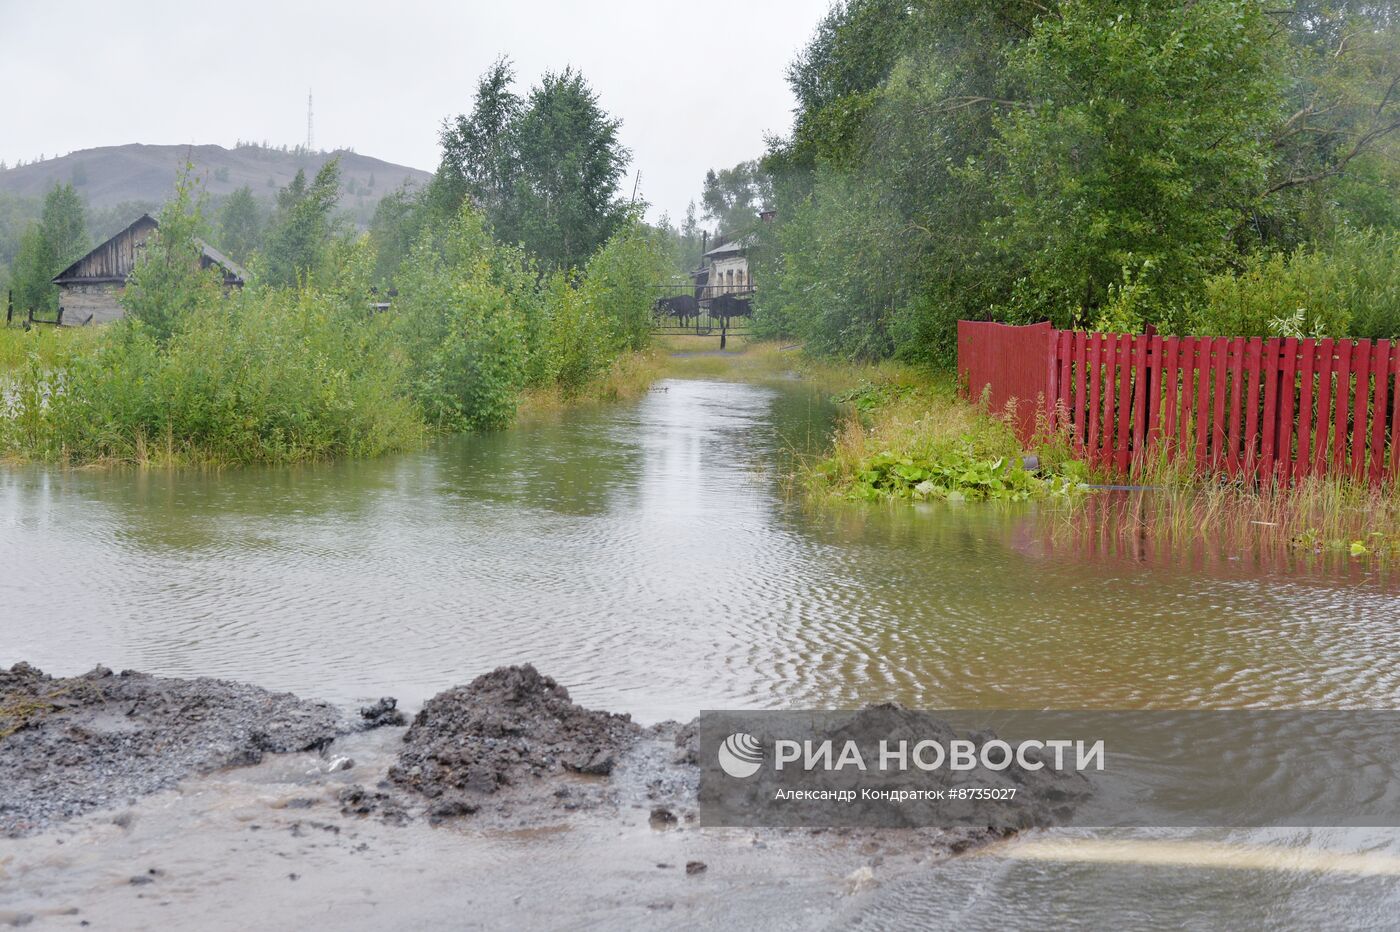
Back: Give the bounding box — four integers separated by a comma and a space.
4, 374, 1400, 927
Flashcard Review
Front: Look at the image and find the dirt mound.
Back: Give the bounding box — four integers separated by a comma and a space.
0, 663, 343, 837
388, 665, 640, 810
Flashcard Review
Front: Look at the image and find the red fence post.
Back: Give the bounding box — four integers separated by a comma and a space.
1275, 337, 1297, 484
1296, 338, 1317, 481
1314, 338, 1335, 476
1260, 338, 1280, 482
1177, 338, 1197, 468
1369, 340, 1390, 485
1194, 337, 1213, 473
1074, 331, 1088, 452
1243, 338, 1263, 479
1057, 330, 1072, 433
1146, 334, 1164, 457
1132, 334, 1149, 472
1116, 335, 1134, 473
1227, 338, 1244, 477
1350, 339, 1372, 482
1332, 340, 1353, 476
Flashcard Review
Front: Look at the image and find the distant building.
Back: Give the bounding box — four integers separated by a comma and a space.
693, 235, 753, 304
50, 214, 246, 325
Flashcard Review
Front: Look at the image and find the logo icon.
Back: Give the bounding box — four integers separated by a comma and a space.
717, 732, 764, 778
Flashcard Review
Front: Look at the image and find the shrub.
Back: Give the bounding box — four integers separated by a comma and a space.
1189, 230, 1400, 339
6, 284, 420, 464
121, 170, 225, 343
578, 214, 667, 354
393, 207, 527, 431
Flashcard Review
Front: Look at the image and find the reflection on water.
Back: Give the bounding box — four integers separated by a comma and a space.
5, 375, 1400, 926
4, 377, 1400, 721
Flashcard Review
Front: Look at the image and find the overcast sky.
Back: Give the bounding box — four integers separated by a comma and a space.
0, 0, 829, 224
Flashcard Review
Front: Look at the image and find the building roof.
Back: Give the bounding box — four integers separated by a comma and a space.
194, 239, 248, 283
52, 214, 247, 286
702, 237, 750, 258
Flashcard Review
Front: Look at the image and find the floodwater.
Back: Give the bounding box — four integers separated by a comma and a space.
4, 373, 1400, 928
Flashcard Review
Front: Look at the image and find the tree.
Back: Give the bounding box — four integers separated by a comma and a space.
432, 56, 521, 220
700, 161, 773, 235
10, 183, 87, 313
509, 68, 630, 269
121, 167, 222, 342
981, 0, 1284, 328
758, 0, 1400, 363
217, 186, 264, 263
263, 159, 343, 286
368, 184, 431, 287
432, 63, 630, 270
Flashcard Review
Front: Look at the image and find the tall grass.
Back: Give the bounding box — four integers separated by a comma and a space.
1054, 460, 1400, 559
0, 325, 100, 372
1, 286, 422, 466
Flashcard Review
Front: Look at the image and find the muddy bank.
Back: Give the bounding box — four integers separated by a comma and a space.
2, 661, 1086, 855
0, 663, 346, 837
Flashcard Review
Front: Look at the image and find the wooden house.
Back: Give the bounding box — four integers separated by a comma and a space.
50, 215, 247, 325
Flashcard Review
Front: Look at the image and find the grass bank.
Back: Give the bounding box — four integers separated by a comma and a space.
799, 365, 1083, 503
516, 343, 668, 422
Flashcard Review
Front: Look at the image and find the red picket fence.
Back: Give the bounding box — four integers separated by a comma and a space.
957, 320, 1400, 486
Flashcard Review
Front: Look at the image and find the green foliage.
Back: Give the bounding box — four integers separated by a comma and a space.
761, 0, 1400, 362
433, 57, 521, 221
263, 159, 344, 286
434, 62, 631, 271
2, 281, 419, 465
369, 184, 431, 287
217, 185, 265, 262
830, 446, 1078, 502
700, 161, 773, 236
532, 270, 611, 393
393, 207, 528, 430
983, 0, 1281, 328
509, 68, 631, 270
9, 183, 87, 313
579, 213, 669, 353
1190, 230, 1400, 338
120, 168, 224, 343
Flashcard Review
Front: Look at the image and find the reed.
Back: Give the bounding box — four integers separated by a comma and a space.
1053, 462, 1400, 558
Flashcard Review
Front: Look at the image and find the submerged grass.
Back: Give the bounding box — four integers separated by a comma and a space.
517, 344, 668, 421
1054, 461, 1400, 559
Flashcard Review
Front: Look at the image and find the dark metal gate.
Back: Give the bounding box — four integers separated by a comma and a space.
651, 284, 755, 347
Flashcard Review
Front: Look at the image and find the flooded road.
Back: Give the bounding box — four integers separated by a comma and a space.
6, 377, 1400, 717
4, 374, 1400, 927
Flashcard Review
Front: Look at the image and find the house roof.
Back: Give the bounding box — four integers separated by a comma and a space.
52, 214, 247, 285
195, 239, 248, 283
703, 237, 750, 258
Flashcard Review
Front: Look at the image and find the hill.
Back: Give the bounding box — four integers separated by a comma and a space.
0, 143, 433, 228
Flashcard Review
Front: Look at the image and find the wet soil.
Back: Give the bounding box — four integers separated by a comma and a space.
0, 661, 1106, 928
387, 664, 641, 822
0, 664, 344, 837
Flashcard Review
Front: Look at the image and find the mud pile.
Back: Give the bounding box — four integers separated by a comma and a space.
388, 665, 641, 815
0, 663, 343, 837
